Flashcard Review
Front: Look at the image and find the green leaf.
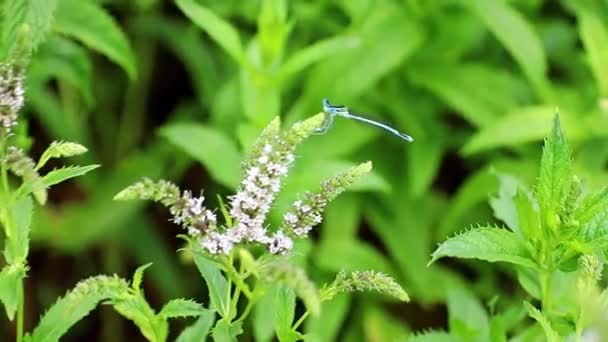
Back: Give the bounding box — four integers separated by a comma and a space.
406, 63, 523, 127
523, 301, 561, 342
292, 4, 423, 119
275, 287, 298, 342
489, 173, 523, 233
176, 309, 216, 342
54, 0, 136, 79
463, 106, 557, 155
253, 285, 280, 342
31, 36, 95, 107
30, 275, 130, 341
514, 190, 541, 241
537, 115, 573, 230
315, 238, 397, 276
279, 36, 360, 80
192, 253, 229, 318
131, 263, 152, 292
112, 295, 167, 342
430, 227, 536, 268
159, 123, 242, 189
362, 304, 410, 341
176, 0, 244, 64
1, 0, 58, 57
573, 188, 608, 226
447, 287, 489, 342
406, 331, 459, 342
212, 319, 243, 342
4, 196, 33, 264
41, 165, 100, 188
36, 141, 88, 170
159, 299, 207, 319
459, 0, 551, 100
259, 261, 320, 316
569, 1, 608, 97
304, 294, 351, 342
0, 264, 27, 320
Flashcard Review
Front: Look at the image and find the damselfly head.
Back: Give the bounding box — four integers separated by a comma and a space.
322, 99, 331, 112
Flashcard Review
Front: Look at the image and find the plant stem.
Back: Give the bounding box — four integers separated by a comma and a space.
292, 311, 309, 331
16, 280, 23, 342
541, 269, 552, 313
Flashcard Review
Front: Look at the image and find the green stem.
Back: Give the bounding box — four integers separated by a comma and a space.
234, 300, 254, 324
16, 281, 23, 342
292, 311, 309, 331
541, 269, 552, 313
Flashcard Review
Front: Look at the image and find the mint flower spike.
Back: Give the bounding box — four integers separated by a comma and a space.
579, 255, 603, 283
114, 178, 181, 207
322, 270, 409, 302
283, 161, 372, 238
226, 114, 327, 254
5, 146, 46, 204
114, 179, 218, 238
0, 62, 24, 138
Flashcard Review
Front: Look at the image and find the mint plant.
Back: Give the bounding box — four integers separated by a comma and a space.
429, 116, 608, 341
0, 57, 102, 340
115, 113, 409, 341
0, 56, 209, 342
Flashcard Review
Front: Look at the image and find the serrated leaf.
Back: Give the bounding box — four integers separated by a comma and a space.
30, 275, 130, 341
212, 319, 243, 342
41, 164, 100, 188
430, 227, 536, 268
176, 0, 244, 64
459, 0, 551, 100
159, 299, 207, 319
192, 253, 229, 318
573, 188, 608, 226
112, 296, 167, 342
54, 0, 136, 79
0, 264, 27, 320
132, 263, 152, 292
4, 196, 33, 264
537, 115, 573, 230
1, 0, 58, 57
523, 301, 561, 342
176, 309, 216, 342
36, 141, 88, 170
159, 123, 242, 189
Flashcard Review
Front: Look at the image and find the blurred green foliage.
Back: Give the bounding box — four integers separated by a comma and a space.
2, 0, 608, 340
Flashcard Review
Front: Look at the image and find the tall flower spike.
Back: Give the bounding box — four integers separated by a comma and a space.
228, 114, 326, 250
282, 162, 372, 237
0, 63, 24, 137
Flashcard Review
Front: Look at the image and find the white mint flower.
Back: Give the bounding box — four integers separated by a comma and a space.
268, 231, 293, 254
0, 63, 25, 136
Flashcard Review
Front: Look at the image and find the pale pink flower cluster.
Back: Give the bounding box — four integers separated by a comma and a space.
0, 64, 24, 135
282, 192, 326, 238
170, 190, 217, 238
186, 140, 297, 255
